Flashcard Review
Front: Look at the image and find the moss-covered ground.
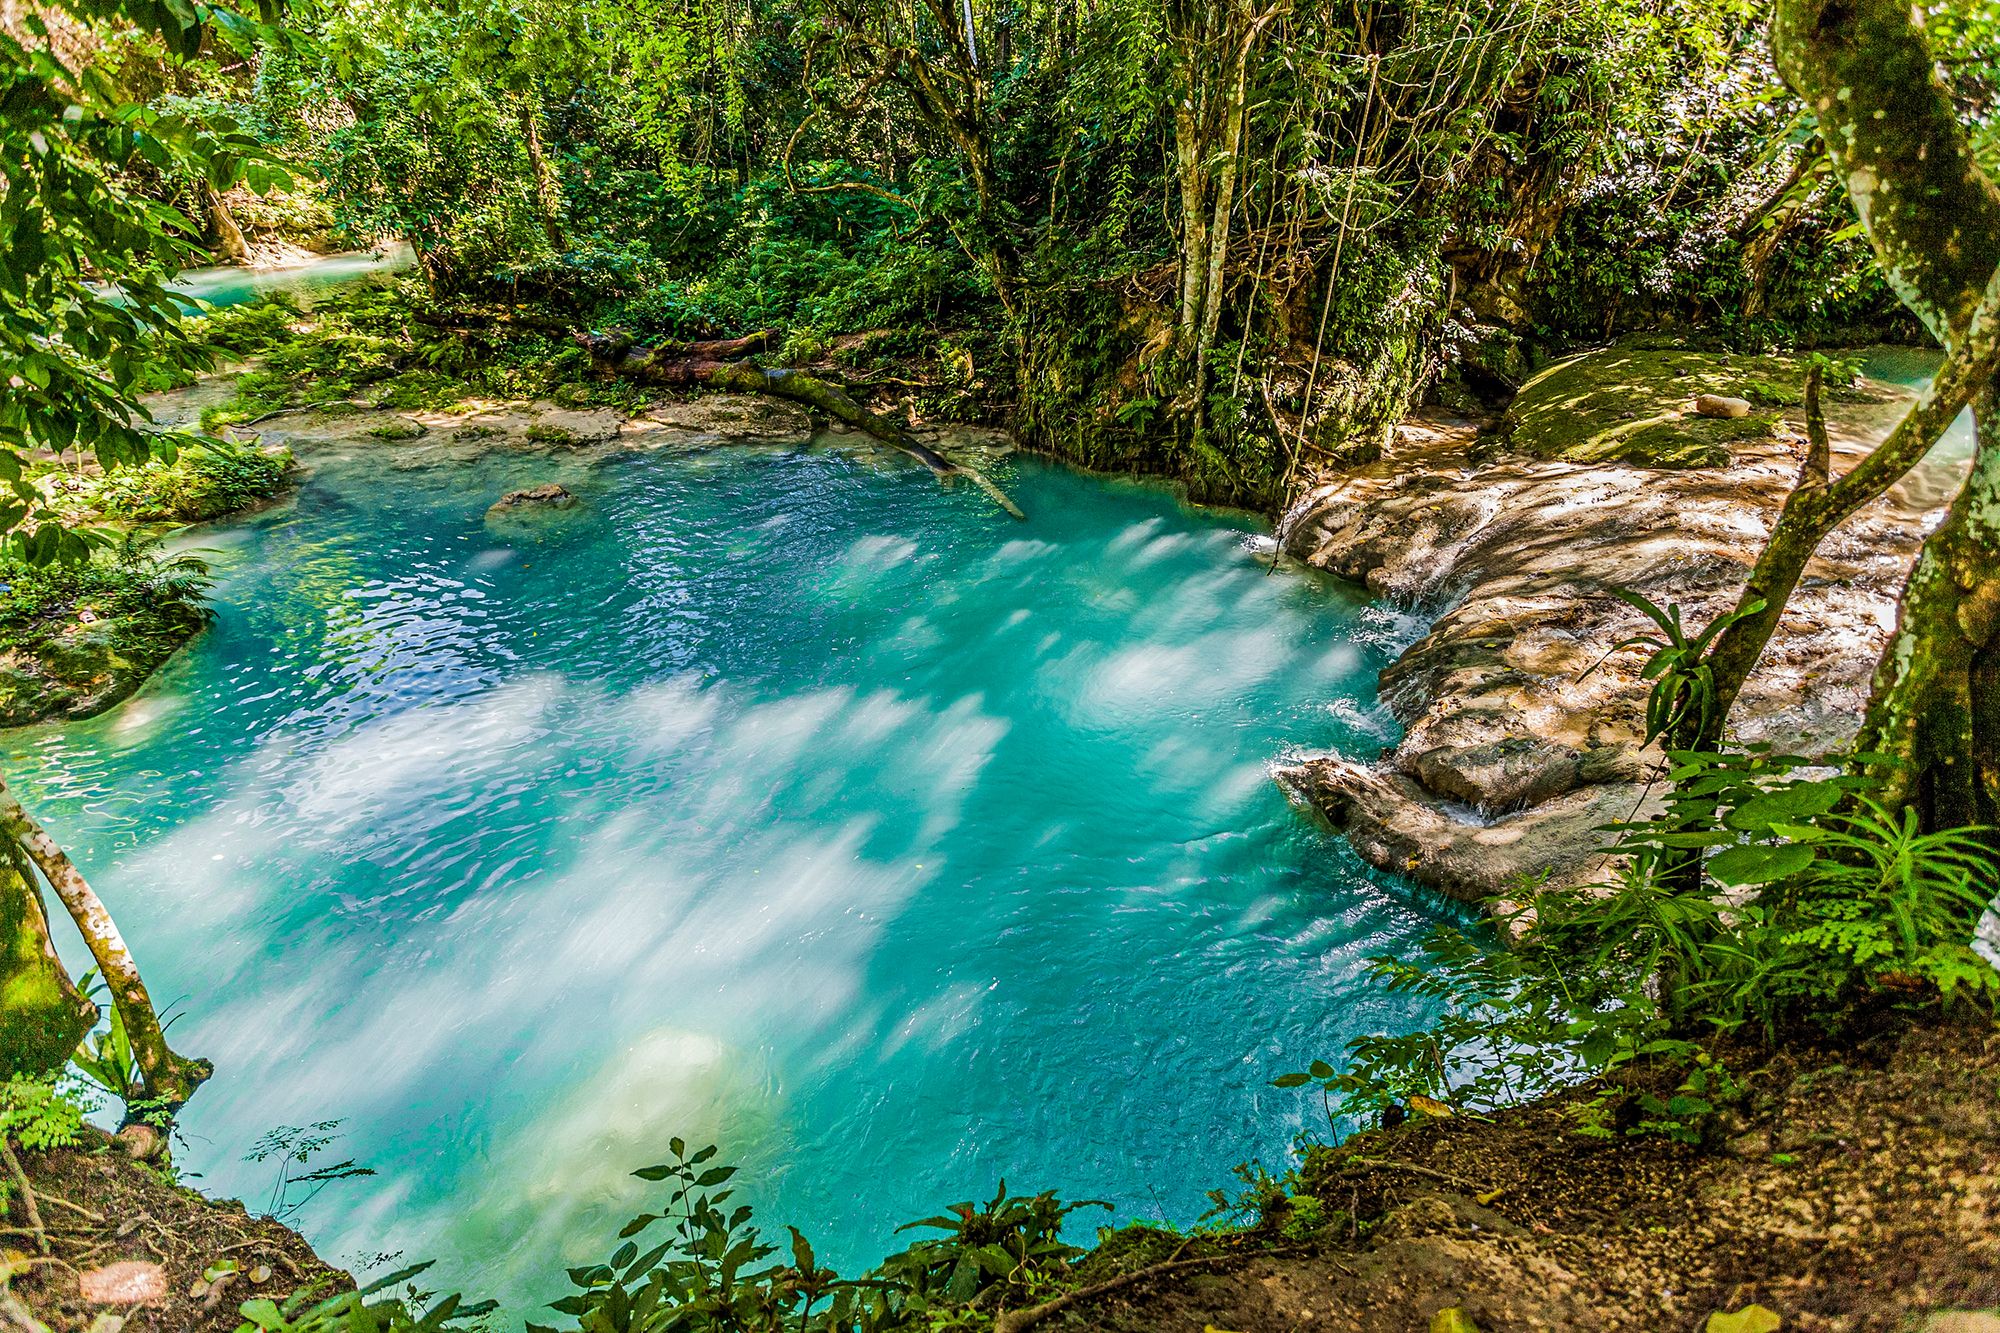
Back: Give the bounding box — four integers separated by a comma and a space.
0, 549, 213, 728
1501, 343, 1865, 469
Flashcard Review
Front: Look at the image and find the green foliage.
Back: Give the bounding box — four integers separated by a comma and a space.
0, 0, 289, 566
1587, 589, 1768, 746
0, 538, 214, 661
232, 1262, 495, 1333
0, 1075, 86, 1152
1276, 750, 1999, 1142
246, 1121, 378, 1223
75, 439, 290, 523
534, 1139, 1105, 1332
69, 976, 140, 1104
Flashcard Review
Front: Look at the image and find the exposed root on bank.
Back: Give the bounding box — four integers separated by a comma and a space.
995, 1244, 1319, 1333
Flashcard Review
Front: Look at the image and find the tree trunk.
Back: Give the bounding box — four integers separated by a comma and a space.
1765, 0, 2000, 824
1193, 5, 1276, 381
1173, 97, 1210, 364
1854, 385, 2000, 835
0, 778, 209, 1111
201, 179, 251, 266
1773, 0, 2000, 345
1675, 266, 2000, 753
518, 97, 566, 252
0, 855, 94, 1080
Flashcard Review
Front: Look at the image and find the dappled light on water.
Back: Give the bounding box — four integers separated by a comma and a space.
12, 440, 1453, 1313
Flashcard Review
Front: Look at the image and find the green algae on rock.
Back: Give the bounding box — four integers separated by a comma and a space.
1500, 346, 1823, 468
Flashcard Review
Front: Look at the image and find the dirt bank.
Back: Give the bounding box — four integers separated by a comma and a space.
9, 1129, 351, 1332
1062, 1014, 2000, 1332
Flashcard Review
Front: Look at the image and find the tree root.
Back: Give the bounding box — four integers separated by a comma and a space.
1339, 1156, 1494, 1193
0, 1143, 46, 1256
992, 1243, 1318, 1333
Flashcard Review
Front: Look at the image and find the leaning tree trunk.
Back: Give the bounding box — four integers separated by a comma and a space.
0, 777, 210, 1111
0, 855, 95, 1080
577, 332, 1025, 517
1674, 267, 2000, 754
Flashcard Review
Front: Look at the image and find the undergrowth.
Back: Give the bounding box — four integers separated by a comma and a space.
0, 539, 214, 660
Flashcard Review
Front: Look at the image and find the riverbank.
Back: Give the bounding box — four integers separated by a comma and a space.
30, 1010, 1996, 1331
1060, 1010, 2000, 1332
11, 1128, 352, 1333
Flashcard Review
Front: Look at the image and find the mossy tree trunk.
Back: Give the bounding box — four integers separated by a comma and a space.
1165, 0, 1284, 404
1675, 271, 2000, 754
0, 857, 95, 1080
0, 778, 210, 1110
1674, 0, 2000, 798
1854, 391, 2000, 833
1768, 0, 2000, 838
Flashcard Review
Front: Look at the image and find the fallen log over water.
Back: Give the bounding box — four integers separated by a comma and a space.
575, 330, 1024, 518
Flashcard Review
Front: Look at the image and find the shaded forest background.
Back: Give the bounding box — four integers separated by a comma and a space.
37, 0, 1993, 504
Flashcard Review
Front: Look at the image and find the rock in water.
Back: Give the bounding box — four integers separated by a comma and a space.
486, 483, 578, 519
1692, 393, 1752, 419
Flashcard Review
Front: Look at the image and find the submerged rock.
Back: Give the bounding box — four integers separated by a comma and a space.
486, 483, 579, 518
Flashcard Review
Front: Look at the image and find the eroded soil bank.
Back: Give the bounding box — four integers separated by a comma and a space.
1065, 1015, 2000, 1332
11, 1129, 352, 1332
1274, 362, 1951, 906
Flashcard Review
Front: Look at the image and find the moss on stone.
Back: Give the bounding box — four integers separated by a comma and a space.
0, 554, 211, 728
1501, 345, 1812, 468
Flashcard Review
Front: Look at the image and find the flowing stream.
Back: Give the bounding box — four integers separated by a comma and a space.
13, 426, 1454, 1313
164, 243, 417, 310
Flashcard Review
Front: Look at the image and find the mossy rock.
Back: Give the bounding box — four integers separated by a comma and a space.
1501, 345, 1811, 468
0, 598, 207, 728
367, 418, 429, 441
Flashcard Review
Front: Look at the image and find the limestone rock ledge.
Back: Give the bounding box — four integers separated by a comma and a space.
1279, 387, 1952, 907
1276, 755, 1654, 908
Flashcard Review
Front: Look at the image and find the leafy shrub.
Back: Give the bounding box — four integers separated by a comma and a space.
1277, 747, 1999, 1142
0, 540, 214, 658
83, 440, 291, 522
232, 1262, 493, 1333
535, 1139, 1105, 1332
0, 1075, 85, 1152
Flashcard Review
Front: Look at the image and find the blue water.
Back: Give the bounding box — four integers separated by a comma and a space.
12, 433, 1450, 1314
163, 243, 417, 312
